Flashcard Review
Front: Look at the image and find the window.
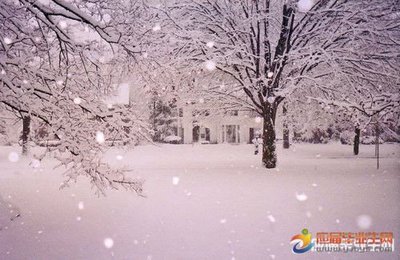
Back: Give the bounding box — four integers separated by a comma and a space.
223, 125, 240, 143
225, 110, 239, 116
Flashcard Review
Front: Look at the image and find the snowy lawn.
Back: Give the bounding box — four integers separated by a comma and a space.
0, 143, 399, 260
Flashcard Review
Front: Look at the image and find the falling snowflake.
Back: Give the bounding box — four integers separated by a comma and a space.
318, 206, 323, 212
8, 152, 19, 162
199, 98, 205, 103
298, 0, 314, 12
206, 41, 215, 48
76, 216, 82, 221
38, 230, 43, 234
59, 20, 68, 29
142, 52, 148, 58
78, 201, 84, 210
270, 255, 276, 259
116, 155, 123, 160
306, 211, 312, 218
267, 96, 275, 104
23, 79, 28, 84
1, 69, 6, 75
204, 60, 216, 71
30, 159, 41, 168
255, 117, 262, 123
104, 238, 114, 249
172, 176, 180, 185
4, 37, 12, 45
295, 192, 308, 202
56, 79, 64, 86
152, 23, 161, 31
357, 215, 372, 230
107, 103, 113, 109
96, 131, 105, 144
73, 97, 81, 104
311, 183, 318, 187
220, 219, 227, 224
267, 72, 274, 78
335, 219, 340, 224
267, 214, 276, 223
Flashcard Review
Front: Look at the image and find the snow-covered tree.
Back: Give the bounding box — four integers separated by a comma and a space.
0, 0, 153, 195
158, 0, 399, 168
311, 70, 400, 154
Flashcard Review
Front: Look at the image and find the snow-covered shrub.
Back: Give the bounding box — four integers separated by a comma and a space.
0, 120, 7, 145
340, 131, 354, 145
293, 128, 329, 144
164, 135, 182, 144
0, 135, 7, 146
361, 136, 384, 145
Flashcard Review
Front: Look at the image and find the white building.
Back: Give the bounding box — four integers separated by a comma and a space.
176, 106, 263, 144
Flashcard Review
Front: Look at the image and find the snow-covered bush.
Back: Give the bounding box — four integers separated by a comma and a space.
293, 128, 329, 144
361, 136, 384, 145
164, 135, 182, 144
340, 131, 354, 145
0, 135, 7, 146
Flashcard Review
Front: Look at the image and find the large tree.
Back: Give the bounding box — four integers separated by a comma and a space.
160, 0, 399, 168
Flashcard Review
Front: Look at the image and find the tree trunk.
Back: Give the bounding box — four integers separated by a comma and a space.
21, 115, 31, 155
282, 103, 289, 149
353, 125, 360, 155
375, 116, 379, 169
262, 106, 277, 168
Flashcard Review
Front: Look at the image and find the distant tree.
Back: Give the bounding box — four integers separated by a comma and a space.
149, 93, 179, 142
311, 44, 400, 154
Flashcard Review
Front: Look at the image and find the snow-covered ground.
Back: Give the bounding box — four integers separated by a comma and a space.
0, 143, 399, 260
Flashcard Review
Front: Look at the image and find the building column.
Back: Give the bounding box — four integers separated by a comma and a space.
241, 125, 249, 144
